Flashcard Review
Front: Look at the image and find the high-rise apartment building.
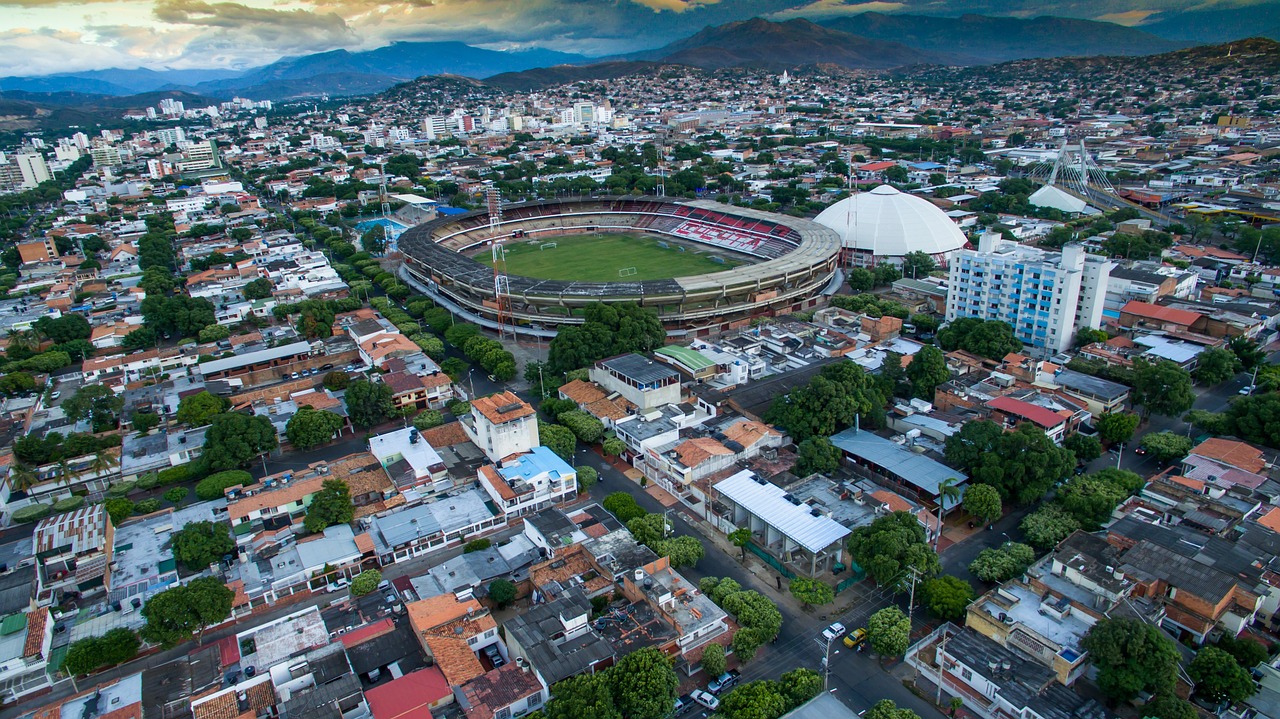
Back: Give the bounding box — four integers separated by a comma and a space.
15, 152, 51, 188
945, 233, 1114, 357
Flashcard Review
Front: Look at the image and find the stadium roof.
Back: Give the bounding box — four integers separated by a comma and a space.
713, 470, 850, 553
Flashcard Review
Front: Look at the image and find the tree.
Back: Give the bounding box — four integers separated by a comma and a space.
1131, 359, 1195, 419
243, 278, 272, 300
789, 577, 835, 608
547, 302, 665, 374
764, 362, 886, 443
901, 251, 936, 279
464, 538, 491, 553
286, 407, 344, 449
171, 521, 235, 570
141, 576, 234, 647
294, 299, 336, 339
1229, 336, 1267, 372
164, 487, 188, 504
1081, 618, 1180, 701
718, 680, 788, 719
1143, 694, 1199, 719
344, 380, 394, 428
323, 371, 350, 391
132, 411, 161, 435
655, 536, 704, 568
34, 314, 91, 344
575, 465, 598, 492
122, 326, 158, 351
543, 672, 620, 719
962, 483, 1002, 524
361, 224, 387, 254
602, 436, 626, 457
848, 267, 875, 292
1189, 646, 1257, 704
195, 470, 253, 500
488, 578, 517, 608
104, 498, 135, 526
848, 512, 939, 589
867, 606, 911, 657
177, 391, 229, 427
201, 413, 278, 471
1096, 412, 1140, 446
1021, 504, 1081, 549
794, 437, 842, 476
1075, 327, 1109, 347
937, 318, 1022, 359
920, 575, 975, 621
944, 421, 1074, 504
140, 295, 217, 338
1140, 432, 1193, 464
558, 410, 604, 444
779, 668, 822, 710
610, 646, 679, 719
304, 480, 354, 533
1063, 433, 1102, 463
351, 569, 382, 597
968, 542, 1036, 582
1058, 475, 1128, 529
1225, 393, 1280, 449
1216, 635, 1269, 669
63, 384, 124, 431
539, 421, 576, 461
728, 526, 753, 559
864, 700, 921, 719
63, 628, 140, 676
197, 325, 231, 344
1193, 347, 1241, 386
905, 345, 950, 399
701, 641, 727, 678
603, 492, 646, 523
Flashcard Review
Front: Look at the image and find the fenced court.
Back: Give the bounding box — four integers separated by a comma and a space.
478, 233, 747, 282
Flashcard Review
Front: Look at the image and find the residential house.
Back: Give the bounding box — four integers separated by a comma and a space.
477, 447, 577, 518
503, 587, 615, 686
0, 607, 52, 702
590, 354, 681, 411
406, 595, 499, 689
463, 392, 539, 464
369, 427, 449, 497
457, 662, 547, 719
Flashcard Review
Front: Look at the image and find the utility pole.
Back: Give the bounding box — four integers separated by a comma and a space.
935, 627, 950, 705
1115, 442, 1124, 470
905, 566, 922, 679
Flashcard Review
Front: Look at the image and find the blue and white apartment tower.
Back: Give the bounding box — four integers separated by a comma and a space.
945, 232, 1114, 358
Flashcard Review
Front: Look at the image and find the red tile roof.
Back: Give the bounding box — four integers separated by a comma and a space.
471, 392, 534, 425
1192, 438, 1266, 474
985, 396, 1067, 430
340, 618, 395, 648
365, 668, 451, 719
1120, 300, 1201, 327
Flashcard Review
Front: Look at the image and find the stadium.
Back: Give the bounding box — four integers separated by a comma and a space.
398, 197, 844, 336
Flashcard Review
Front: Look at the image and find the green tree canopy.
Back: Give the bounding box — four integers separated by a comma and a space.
1139, 432, 1193, 464
344, 380, 394, 428
794, 436, 842, 476
285, 407, 344, 449
1189, 646, 1257, 704
1064, 433, 1102, 463
1081, 618, 1180, 701
488, 578, 517, 608
201, 413, 278, 471
863, 700, 922, 719
1193, 347, 1241, 386
944, 420, 1075, 504
611, 647, 679, 719
351, 569, 382, 597
764, 362, 886, 442
304, 480, 354, 534
962, 483, 1003, 524
905, 345, 950, 399
867, 606, 911, 657
176, 391, 230, 427
788, 577, 835, 608
171, 521, 235, 570
547, 302, 665, 374
848, 512, 939, 589
937, 318, 1022, 359
920, 575, 975, 621
1225, 393, 1280, 449
969, 542, 1036, 582
1021, 504, 1082, 549
141, 577, 234, 647
1131, 358, 1195, 419
62, 384, 124, 431
701, 642, 727, 678
1096, 412, 1140, 445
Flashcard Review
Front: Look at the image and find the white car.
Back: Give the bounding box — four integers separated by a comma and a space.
327, 578, 350, 593
1240, 385, 1256, 396
822, 622, 846, 643
691, 690, 720, 711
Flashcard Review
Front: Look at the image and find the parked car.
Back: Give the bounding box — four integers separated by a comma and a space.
327, 578, 350, 593
822, 622, 846, 643
482, 643, 505, 668
1241, 385, 1256, 396
1134, 447, 1147, 456
843, 628, 868, 648
670, 695, 693, 716
49, 391, 60, 399
708, 670, 740, 694
691, 690, 719, 711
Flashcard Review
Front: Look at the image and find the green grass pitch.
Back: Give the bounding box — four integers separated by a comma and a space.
477, 233, 746, 282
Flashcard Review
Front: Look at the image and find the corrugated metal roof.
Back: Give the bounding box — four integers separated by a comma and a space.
713, 470, 850, 553
829, 428, 967, 497
199, 340, 312, 375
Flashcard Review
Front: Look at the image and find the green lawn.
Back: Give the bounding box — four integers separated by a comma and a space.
477, 233, 745, 282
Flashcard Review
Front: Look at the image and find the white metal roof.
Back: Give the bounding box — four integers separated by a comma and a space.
713, 470, 850, 553
813, 184, 968, 258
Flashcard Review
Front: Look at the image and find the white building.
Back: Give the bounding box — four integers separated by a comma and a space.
15, 153, 50, 189
463, 391, 539, 463
369, 426, 449, 495
946, 234, 1115, 357
814, 184, 970, 268
478, 446, 577, 517
590, 354, 681, 411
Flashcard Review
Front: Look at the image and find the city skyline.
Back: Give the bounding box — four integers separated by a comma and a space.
0, 0, 1276, 77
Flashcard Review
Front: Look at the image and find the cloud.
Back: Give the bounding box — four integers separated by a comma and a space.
627, 0, 722, 12
769, 0, 904, 17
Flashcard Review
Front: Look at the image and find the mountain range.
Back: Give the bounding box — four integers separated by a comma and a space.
0, 12, 1270, 102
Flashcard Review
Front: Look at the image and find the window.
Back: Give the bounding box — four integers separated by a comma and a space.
961, 667, 972, 680
496, 708, 511, 719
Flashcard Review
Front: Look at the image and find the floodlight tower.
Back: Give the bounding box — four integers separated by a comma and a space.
487, 186, 513, 340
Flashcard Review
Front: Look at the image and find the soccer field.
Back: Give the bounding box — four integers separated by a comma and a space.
477, 233, 746, 282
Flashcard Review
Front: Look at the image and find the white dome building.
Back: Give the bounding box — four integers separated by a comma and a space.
814, 184, 970, 268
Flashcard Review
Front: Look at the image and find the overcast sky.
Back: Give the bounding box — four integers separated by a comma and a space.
0, 0, 1272, 76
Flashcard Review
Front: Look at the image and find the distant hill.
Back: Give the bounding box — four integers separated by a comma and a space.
0, 89, 218, 136
485, 61, 668, 92
613, 17, 953, 70
0, 41, 588, 101
818, 13, 1191, 63
1139, 6, 1280, 43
